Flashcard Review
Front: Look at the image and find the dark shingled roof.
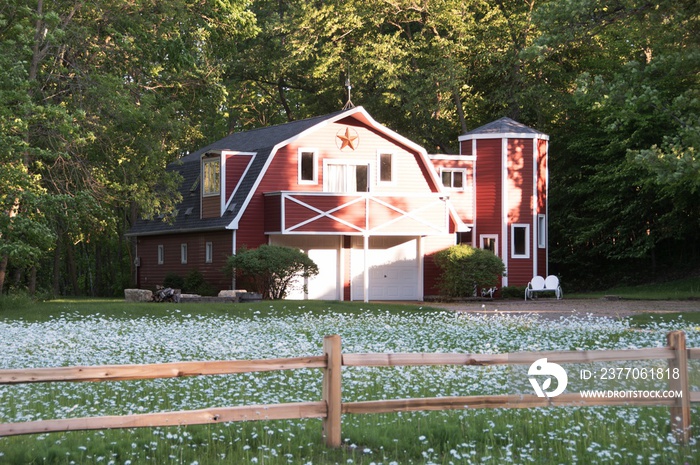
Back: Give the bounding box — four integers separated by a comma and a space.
463, 117, 545, 136
128, 110, 350, 236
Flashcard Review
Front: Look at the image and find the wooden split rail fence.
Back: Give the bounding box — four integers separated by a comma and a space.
0, 331, 697, 446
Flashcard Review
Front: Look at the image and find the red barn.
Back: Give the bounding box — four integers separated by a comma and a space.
128, 108, 549, 299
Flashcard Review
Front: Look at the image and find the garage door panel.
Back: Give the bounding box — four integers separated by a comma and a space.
352, 238, 419, 301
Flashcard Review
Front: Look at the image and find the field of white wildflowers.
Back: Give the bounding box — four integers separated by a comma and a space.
0, 303, 698, 464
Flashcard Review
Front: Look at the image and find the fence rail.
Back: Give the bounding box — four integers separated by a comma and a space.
0, 331, 696, 446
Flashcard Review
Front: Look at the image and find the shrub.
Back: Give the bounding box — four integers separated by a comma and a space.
0, 291, 35, 312
501, 285, 527, 299
226, 245, 319, 299
433, 245, 505, 298
163, 272, 185, 290
183, 270, 216, 296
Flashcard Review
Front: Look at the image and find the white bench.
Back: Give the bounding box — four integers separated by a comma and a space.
525, 275, 563, 300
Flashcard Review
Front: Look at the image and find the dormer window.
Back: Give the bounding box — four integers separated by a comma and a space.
202, 157, 220, 196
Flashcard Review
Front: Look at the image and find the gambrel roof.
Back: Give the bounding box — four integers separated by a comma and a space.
128, 107, 441, 236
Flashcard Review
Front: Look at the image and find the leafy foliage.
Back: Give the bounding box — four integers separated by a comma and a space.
183, 270, 216, 296
0, 0, 697, 295
226, 245, 319, 300
162, 272, 185, 290
433, 245, 505, 298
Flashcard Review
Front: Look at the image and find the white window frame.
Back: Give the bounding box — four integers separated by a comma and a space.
181, 243, 188, 264
537, 214, 546, 249
440, 168, 468, 191
202, 157, 221, 196
323, 159, 370, 193
157, 245, 164, 265
377, 151, 394, 185
205, 241, 213, 264
480, 234, 499, 257
511, 224, 531, 259
298, 148, 318, 185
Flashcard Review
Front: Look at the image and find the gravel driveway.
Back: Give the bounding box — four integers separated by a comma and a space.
425, 298, 700, 320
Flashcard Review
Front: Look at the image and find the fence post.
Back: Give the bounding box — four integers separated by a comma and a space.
667, 330, 691, 445
322, 334, 342, 448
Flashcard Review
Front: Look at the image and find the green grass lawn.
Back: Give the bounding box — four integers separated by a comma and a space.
567, 275, 700, 300
1, 297, 700, 464
627, 311, 700, 327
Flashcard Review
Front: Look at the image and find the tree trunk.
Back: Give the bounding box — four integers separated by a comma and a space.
453, 88, 468, 135
0, 255, 8, 294
65, 238, 79, 296
13, 268, 22, 288
29, 266, 37, 296
95, 242, 103, 296
278, 77, 294, 122
53, 236, 62, 296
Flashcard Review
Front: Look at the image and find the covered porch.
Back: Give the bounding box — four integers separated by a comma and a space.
264, 192, 451, 302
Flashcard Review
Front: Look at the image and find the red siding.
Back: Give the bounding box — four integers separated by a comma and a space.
474, 139, 502, 238
537, 138, 548, 277
264, 194, 282, 232
225, 154, 254, 200
460, 139, 473, 156
283, 195, 366, 231
137, 231, 232, 291
506, 139, 533, 224
430, 158, 474, 223
506, 139, 535, 287
422, 235, 456, 296
537, 139, 547, 213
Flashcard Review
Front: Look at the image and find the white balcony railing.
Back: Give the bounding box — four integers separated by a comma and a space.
264, 191, 449, 236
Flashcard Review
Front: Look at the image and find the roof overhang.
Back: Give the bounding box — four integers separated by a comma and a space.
459, 133, 550, 142
126, 225, 229, 237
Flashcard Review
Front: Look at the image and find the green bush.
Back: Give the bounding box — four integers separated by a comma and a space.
163, 272, 185, 290
0, 291, 35, 312
500, 285, 527, 299
226, 244, 319, 299
183, 270, 216, 296
433, 245, 505, 298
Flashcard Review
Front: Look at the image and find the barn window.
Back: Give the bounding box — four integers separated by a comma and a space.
324, 161, 368, 193
511, 224, 530, 259
537, 214, 547, 248
205, 242, 213, 263
157, 245, 164, 265
441, 169, 468, 190
202, 158, 220, 196
480, 235, 498, 256
181, 243, 188, 264
298, 149, 318, 184
378, 152, 393, 183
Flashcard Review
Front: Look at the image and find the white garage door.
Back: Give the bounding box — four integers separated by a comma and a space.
351, 237, 419, 301
269, 236, 339, 300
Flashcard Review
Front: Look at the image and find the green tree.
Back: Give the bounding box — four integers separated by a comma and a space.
0, 0, 257, 295
226, 245, 319, 300
530, 0, 700, 286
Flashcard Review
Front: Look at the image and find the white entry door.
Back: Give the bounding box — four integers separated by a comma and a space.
351, 237, 419, 301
